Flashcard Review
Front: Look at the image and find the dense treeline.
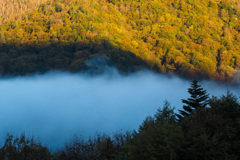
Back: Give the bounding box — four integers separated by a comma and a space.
0, 41, 147, 75
1, 80, 240, 159
0, 0, 50, 24
0, 0, 240, 81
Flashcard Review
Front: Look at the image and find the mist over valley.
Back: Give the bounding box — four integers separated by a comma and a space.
1, 0, 240, 158
0, 70, 239, 150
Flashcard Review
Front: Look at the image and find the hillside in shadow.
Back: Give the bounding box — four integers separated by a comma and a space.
0, 40, 150, 76
0, 39, 236, 81
1, 0, 240, 82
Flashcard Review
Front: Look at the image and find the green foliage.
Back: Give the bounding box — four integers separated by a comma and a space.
177, 80, 209, 121
53, 132, 131, 160
54, 3, 63, 12
129, 102, 184, 160
0, 134, 51, 160
0, 32, 5, 43
180, 91, 240, 160
154, 101, 176, 124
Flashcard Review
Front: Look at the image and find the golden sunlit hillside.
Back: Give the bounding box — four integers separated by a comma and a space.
0, 0, 240, 82
0, 0, 52, 24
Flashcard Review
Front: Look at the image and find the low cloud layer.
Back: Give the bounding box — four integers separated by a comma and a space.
0, 70, 239, 150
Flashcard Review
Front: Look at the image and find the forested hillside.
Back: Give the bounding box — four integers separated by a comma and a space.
1, 0, 240, 81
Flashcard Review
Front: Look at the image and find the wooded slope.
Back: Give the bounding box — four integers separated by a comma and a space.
0, 0, 240, 81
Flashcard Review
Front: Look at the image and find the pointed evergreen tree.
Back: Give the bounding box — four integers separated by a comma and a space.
176, 80, 209, 121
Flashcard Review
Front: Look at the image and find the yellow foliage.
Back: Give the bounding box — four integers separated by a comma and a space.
0, 0, 239, 81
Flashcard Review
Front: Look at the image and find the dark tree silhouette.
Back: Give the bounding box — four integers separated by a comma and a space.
176, 80, 209, 121
0, 134, 51, 160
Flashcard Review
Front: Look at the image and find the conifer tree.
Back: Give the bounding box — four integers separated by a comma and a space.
176, 80, 209, 121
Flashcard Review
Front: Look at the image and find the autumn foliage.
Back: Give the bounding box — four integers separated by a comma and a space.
0, 0, 240, 81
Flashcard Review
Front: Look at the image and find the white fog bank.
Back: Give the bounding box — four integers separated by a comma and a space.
0, 70, 239, 150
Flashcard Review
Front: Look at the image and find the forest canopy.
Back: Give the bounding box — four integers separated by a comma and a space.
1, 0, 240, 82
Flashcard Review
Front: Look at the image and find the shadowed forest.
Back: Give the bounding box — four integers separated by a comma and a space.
0, 40, 147, 75
0, 80, 240, 160
1, 0, 240, 81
